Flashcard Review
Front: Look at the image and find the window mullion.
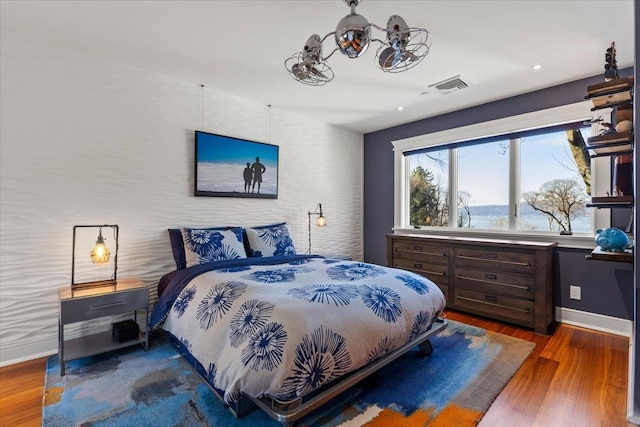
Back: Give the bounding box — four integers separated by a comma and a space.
449, 148, 458, 228
509, 138, 520, 230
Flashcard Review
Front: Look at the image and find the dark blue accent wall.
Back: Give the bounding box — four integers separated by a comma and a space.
632, 0, 639, 417
363, 69, 635, 320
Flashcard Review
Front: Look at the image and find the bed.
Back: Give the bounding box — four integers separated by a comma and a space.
150, 224, 447, 426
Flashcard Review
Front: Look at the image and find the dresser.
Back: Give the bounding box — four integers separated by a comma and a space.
387, 234, 556, 334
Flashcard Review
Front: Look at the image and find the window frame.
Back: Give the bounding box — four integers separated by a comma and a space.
392, 101, 611, 248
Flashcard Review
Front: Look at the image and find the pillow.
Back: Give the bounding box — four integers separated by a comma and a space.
168, 228, 187, 270
181, 227, 247, 268
245, 222, 296, 257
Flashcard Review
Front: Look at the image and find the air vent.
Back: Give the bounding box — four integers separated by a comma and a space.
428, 75, 470, 94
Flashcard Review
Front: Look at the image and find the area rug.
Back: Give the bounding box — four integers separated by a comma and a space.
42, 320, 534, 426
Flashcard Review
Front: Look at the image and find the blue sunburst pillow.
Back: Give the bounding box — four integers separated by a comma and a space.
245, 222, 296, 257
181, 227, 247, 267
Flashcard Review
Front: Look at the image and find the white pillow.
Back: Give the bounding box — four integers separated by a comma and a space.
245, 223, 296, 257
181, 227, 247, 267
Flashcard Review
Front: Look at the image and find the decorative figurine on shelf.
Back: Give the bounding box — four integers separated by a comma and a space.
595, 227, 629, 252
604, 41, 619, 81
615, 120, 633, 133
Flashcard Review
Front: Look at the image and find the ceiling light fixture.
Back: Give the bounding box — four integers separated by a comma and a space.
285, 0, 432, 86
531, 63, 543, 70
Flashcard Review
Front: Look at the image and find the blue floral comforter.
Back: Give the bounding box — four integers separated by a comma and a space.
150, 256, 446, 405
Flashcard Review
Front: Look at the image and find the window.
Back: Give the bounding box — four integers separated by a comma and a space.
457, 140, 510, 230
519, 128, 592, 233
394, 102, 610, 241
408, 148, 448, 227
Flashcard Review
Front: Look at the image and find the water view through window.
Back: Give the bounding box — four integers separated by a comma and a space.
408, 126, 592, 234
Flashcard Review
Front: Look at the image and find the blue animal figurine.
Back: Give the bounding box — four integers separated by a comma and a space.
595, 228, 629, 252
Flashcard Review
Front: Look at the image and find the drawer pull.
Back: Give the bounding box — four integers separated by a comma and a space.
396, 249, 447, 257
485, 295, 497, 302
486, 253, 498, 259
406, 267, 446, 277
91, 301, 126, 310
414, 245, 423, 251
456, 294, 531, 314
485, 273, 497, 280
457, 255, 531, 268
455, 274, 531, 291
424, 270, 446, 277
414, 263, 423, 269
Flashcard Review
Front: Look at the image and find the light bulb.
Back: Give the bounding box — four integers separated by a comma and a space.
90, 231, 110, 264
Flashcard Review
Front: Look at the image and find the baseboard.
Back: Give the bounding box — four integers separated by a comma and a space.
0, 338, 57, 368
556, 306, 632, 337
627, 412, 640, 425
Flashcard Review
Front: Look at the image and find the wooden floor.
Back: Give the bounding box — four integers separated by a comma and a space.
0, 310, 633, 427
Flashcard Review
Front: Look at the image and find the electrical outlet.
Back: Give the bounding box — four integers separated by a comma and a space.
570, 285, 581, 300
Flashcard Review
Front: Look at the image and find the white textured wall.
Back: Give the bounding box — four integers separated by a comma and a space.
0, 31, 363, 365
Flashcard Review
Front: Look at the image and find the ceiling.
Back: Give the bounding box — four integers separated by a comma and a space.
0, 0, 634, 134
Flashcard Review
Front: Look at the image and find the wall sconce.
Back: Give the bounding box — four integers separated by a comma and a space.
72, 224, 119, 291
307, 203, 327, 254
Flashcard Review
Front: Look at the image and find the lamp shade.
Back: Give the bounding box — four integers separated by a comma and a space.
317, 215, 327, 227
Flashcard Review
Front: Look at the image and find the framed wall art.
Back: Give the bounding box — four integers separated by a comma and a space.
194, 130, 279, 199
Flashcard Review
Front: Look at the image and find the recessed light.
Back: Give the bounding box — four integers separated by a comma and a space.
396, 106, 404, 111
531, 63, 543, 71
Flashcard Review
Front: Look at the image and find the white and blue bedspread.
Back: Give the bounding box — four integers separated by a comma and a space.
150, 255, 446, 404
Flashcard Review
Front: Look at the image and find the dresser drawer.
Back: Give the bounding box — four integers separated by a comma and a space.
454, 267, 534, 299
454, 247, 535, 274
453, 287, 535, 326
392, 259, 449, 287
60, 288, 148, 324
393, 241, 449, 265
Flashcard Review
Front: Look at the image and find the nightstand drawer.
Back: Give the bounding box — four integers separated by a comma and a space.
60, 288, 148, 324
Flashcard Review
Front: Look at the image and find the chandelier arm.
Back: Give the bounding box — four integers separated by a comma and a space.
318, 32, 336, 45
368, 22, 386, 32
322, 47, 340, 61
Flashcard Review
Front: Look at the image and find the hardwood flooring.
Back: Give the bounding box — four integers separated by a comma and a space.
0, 356, 47, 427
0, 310, 633, 427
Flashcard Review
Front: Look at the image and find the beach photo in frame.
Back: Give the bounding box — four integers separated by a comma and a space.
194, 130, 278, 199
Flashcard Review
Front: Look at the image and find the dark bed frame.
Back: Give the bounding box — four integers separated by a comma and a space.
175, 315, 448, 426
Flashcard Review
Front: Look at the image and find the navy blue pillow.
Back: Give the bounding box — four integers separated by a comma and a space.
168, 228, 186, 270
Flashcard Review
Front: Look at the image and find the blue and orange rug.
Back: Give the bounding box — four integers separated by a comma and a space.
42, 320, 534, 426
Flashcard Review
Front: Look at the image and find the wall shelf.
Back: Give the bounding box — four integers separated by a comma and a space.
584, 76, 634, 264
585, 246, 633, 263
585, 77, 634, 111
585, 132, 633, 157
587, 195, 634, 208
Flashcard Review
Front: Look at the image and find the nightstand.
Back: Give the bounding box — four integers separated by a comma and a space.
58, 278, 149, 375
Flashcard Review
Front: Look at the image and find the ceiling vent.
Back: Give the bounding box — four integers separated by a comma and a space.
428, 75, 470, 94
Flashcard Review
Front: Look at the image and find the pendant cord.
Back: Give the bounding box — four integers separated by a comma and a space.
200, 84, 204, 130
267, 104, 272, 143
